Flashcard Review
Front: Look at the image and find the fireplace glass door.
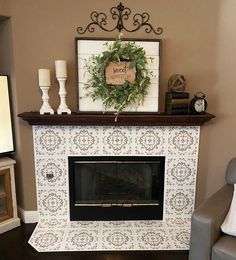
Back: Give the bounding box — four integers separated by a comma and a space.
69, 156, 165, 220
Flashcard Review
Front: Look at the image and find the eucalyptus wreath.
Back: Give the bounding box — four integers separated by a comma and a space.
84, 36, 152, 118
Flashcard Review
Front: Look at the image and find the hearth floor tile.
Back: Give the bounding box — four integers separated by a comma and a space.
28, 220, 190, 252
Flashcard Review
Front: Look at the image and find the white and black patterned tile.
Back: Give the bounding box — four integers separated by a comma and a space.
165, 157, 197, 187
133, 220, 164, 229
164, 188, 195, 217
101, 229, 135, 250
34, 126, 67, 156
35, 158, 67, 189
64, 229, 99, 251
69, 221, 99, 229
165, 217, 191, 229
37, 219, 68, 229
102, 126, 133, 155
134, 127, 166, 155
37, 189, 69, 219
28, 227, 66, 252
167, 126, 200, 156
136, 228, 171, 250
102, 221, 133, 229
168, 228, 190, 250
68, 126, 100, 155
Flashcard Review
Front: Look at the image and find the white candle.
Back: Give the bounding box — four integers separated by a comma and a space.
55, 60, 67, 78
38, 69, 51, 86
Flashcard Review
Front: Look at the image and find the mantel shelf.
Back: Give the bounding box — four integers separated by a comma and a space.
18, 112, 215, 126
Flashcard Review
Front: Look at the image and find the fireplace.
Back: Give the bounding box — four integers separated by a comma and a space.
69, 156, 165, 220
32, 124, 200, 224
25, 123, 206, 251
17, 112, 214, 251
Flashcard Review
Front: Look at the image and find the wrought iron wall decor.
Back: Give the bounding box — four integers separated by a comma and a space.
77, 2, 163, 35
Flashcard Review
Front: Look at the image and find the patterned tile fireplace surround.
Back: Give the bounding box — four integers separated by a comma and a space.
28, 124, 200, 252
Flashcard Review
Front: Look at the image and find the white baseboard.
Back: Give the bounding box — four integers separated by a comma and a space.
17, 206, 39, 223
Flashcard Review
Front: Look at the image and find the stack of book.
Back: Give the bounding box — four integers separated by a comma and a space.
165, 92, 189, 115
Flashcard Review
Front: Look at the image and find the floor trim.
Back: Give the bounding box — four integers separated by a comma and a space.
18, 206, 39, 223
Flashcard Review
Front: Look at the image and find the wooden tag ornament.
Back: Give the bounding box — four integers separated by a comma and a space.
105, 61, 136, 85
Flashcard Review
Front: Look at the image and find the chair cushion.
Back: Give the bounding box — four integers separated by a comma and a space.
221, 183, 236, 236
212, 234, 236, 260
226, 158, 236, 185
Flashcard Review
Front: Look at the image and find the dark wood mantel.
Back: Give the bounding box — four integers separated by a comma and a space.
18, 112, 215, 126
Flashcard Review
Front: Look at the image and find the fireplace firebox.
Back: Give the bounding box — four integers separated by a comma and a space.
69, 156, 165, 220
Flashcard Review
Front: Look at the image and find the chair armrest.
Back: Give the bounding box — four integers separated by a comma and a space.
189, 184, 233, 260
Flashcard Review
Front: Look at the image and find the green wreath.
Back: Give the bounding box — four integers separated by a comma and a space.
84, 36, 152, 118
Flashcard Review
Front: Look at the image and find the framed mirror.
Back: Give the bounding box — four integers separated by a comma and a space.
0, 75, 14, 155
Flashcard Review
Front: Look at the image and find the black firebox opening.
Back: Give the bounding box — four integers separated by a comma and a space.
69, 156, 165, 221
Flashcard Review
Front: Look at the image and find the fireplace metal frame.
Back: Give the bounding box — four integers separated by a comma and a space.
68, 156, 165, 221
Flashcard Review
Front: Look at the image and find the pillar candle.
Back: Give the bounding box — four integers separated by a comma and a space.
38, 69, 51, 86
55, 60, 67, 78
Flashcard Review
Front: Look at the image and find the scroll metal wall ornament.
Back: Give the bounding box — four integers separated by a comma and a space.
77, 2, 163, 35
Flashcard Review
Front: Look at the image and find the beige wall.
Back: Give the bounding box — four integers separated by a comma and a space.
0, 0, 11, 17
197, 0, 236, 202
0, 0, 12, 73
1, 0, 236, 210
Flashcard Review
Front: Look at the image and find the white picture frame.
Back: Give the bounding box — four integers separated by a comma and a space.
75, 37, 161, 113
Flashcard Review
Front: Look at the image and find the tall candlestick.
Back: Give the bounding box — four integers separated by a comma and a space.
56, 78, 71, 114
55, 60, 67, 78
38, 69, 51, 86
55, 60, 70, 114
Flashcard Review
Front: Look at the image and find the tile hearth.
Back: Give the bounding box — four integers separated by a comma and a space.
29, 125, 200, 252
29, 219, 190, 252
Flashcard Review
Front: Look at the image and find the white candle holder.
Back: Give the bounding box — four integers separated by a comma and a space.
57, 77, 71, 114
39, 86, 54, 114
